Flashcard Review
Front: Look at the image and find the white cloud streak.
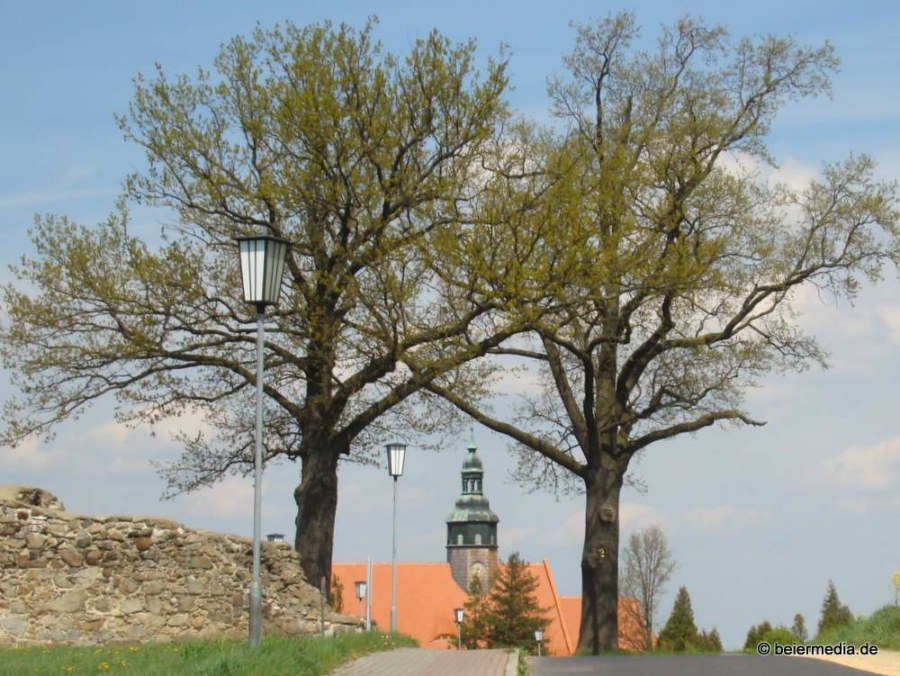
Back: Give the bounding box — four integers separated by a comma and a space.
819, 436, 900, 492
683, 505, 773, 533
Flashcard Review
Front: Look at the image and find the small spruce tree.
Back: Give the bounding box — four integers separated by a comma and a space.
706, 628, 723, 652
461, 574, 492, 649
481, 552, 551, 653
657, 586, 699, 651
696, 627, 723, 653
817, 580, 853, 637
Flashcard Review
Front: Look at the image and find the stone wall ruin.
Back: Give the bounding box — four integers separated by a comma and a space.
0, 486, 361, 645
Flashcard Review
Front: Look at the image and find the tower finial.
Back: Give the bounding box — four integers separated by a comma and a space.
467, 429, 476, 451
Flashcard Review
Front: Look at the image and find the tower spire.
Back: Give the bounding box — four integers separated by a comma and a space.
446, 438, 499, 591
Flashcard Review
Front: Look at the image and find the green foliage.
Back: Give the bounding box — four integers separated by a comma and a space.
0, 17, 515, 594
743, 621, 773, 652
695, 628, 723, 653
657, 587, 699, 652
0, 632, 417, 676
762, 625, 803, 646
743, 622, 800, 652
461, 574, 492, 650
423, 9, 900, 657
790, 613, 808, 643
817, 580, 853, 638
461, 552, 551, 654
817, 605, 900, 650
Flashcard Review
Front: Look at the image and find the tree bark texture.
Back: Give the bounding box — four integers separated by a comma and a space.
293, 447, 341, 597
577, 462, 623, 653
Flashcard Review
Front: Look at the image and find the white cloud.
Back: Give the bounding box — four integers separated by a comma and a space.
501, 524, 538, 549
718, 151, 818, 193
875, 305, 900, 345
766, 157, 819, 193
62, 163, 99, 183
620, 503, 667, 530
147, 407, 213, 442
492, 364, 544, 397
82, 420, 160, 473
89, 420, 133, 446
177, 475, 292, 521
835, 496, 900, 516
544, 510, 584, 547
0, 438, 53, 471
537, 503, 666, 548
683, 505, 772, 532
818, 436, 900, 492
0, 186, 117, 210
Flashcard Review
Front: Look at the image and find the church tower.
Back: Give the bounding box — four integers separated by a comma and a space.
446, 438, 499, 592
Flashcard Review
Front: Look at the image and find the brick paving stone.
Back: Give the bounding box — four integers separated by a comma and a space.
327, 648, 515, 676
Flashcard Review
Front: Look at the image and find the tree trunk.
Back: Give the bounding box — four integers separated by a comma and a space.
293, 446, 341, 598
577, 461, 623, 654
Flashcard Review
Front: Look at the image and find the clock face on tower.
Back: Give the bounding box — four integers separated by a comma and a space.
471, 561, 486, 582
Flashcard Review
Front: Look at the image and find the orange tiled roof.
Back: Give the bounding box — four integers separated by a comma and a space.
332, 562, 467, 649
559, 594, 655, 652
333, 559, 646, 655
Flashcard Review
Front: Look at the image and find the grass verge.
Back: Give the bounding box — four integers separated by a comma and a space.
0, 631, 417, 676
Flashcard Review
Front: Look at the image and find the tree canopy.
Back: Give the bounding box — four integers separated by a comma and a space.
0, 18, 518, 594
428, 12, 899, 653
1, 12, 898, 653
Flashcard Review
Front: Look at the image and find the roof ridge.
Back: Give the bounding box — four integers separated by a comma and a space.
541, 557, 573, 655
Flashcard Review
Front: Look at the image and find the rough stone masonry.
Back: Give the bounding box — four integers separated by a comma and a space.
0, 486, 361, 645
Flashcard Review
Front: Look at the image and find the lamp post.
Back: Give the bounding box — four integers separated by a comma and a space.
535, 627, 544, 657
454, 607, 465, 650
386, 442, 407, 633
354, 580, 367, 622
236, 234, 290, 649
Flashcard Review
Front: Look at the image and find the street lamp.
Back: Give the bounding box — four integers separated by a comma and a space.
354, 580, 367, 621
454, 607, 465, 650
386, 442, 407, 633
237, 234, 290, 649
535, 627, 544, 657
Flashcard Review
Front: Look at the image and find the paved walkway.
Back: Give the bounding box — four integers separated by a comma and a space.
327, 648, 517, 676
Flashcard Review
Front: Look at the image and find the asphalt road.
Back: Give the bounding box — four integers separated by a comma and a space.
528, 655, 881, 675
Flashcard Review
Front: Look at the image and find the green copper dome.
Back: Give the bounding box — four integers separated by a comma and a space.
446, 440, 499, 526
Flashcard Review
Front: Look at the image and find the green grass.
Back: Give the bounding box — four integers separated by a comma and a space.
816, 604, 900, 651
0, 631, 417, 676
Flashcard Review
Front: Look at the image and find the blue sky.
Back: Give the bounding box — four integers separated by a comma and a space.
2, 0, 899, 650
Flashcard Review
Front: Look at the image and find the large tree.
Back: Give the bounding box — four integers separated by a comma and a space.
428, 13, 899, 652
0, 19, 518, 595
